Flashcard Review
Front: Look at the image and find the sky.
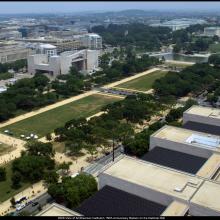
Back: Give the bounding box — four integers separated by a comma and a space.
0, 1, 220, 14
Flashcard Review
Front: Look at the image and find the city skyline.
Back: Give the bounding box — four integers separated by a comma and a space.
0, 1, 220, 14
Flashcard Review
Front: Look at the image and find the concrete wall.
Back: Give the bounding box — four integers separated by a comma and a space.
28, 54, 61, 76
183, 112, 220, 127
150, 136, 212, 159
189, 203, 220, 216
99, 173, 182, 207
86, 50, 100, 74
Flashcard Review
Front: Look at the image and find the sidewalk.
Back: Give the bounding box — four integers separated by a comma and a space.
0, 134, 26, 165
0, 181, 46, 216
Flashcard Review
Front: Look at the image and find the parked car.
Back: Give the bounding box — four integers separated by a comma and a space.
32, 202, 39, 207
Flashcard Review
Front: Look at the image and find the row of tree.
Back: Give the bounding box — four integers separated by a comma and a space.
153, 63, 220, 99
54, 94, 164, 158
0, 59, 27, 73
91, 23, 171, 51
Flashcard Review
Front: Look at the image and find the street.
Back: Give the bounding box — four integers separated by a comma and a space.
84, 147, 123, 176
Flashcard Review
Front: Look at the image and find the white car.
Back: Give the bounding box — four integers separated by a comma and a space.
16, 203, 25, 211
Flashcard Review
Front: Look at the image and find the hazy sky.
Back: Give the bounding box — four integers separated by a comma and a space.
0, 1, 220, 14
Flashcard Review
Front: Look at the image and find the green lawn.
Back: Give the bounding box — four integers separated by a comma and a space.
165, 62, 193, 68
0, 162, 30, 203
117, 70, 168, 91
0, 94, 120, 138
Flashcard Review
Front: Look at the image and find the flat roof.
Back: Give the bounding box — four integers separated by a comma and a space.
185, 105, 220, 120
103, 156, 203, 202
76, 185, 166, 216
161, 201, 189, 216
196, 153, 220, 179
37, 203, 81, 216
142, 147, 207, 174
183, 121, 220, 136
152, 125, 220, 152
190, 180, 220, 213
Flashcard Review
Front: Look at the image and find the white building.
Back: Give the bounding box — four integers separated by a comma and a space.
204, 27, 220, 37
28, 48, 100, 77
74, 33, 102, 49
36, 43, 57, 57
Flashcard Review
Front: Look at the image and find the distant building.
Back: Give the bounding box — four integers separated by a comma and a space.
0, 45, 33, 63
36, 43, 57, 57
0, 30, 22, 40
151, 18, 206, 31
75, 33, 102, 50
28, 47, 100, 77
204, 27, 220, 37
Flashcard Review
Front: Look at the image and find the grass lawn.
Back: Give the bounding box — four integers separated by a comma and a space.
0, 94, 120, 138
0, 143, 14, 156
0, 162, 30, 203
209, 43, 220, 53
117, 70, 168, 91
165, 62, 193, 68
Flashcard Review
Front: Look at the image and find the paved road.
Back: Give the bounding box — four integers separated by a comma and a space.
16, 192, 53, 216
84, 146, 123, 176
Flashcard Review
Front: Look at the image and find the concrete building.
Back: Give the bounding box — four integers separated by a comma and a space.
204, 27, 220, 37
36, 44, 57, 57
96, 155, 220, 216
0, 30, 22, 40
150, 125, 220, 158
28, 49, 100, 77
0, 45, 33, 63
75, 33, 102, 50
183, 105, 220, 128
15, 38, 82, 54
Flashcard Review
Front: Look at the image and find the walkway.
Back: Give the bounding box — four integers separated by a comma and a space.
102, 68, 159, 89
0, 90, 98, 128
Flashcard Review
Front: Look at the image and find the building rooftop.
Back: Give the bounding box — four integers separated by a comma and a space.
190, 180, 220, 213
196, 153, 220, 180
103, 156, 203, 202
37, 203, 81, 216
161, 201, 189, 216
152, 125, 220, 152
185, 105, 220, 120
39, 44, 56, 49
142, 147, 207, 174
76, 185, 166, 216
183, 121, 220, 136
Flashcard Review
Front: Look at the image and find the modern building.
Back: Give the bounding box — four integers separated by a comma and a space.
183, 105, 220, 136
150, 125, 220, 158
75, 33, 102, 50
76, 105, 220, 216
28, 49, 100, 77
94, 155, 220, 216
204, 27, 220, 37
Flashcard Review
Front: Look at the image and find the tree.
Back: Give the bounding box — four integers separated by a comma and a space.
0, 167, 6, 181
46, 133, 52, 141
48, 174, 97, 208
44, 170, 59, 185
10, 197, 16, 208
58, 162, 72, 176
208, 54, 220, 67
11, 171, 22, 189
25, 141, 54, 157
